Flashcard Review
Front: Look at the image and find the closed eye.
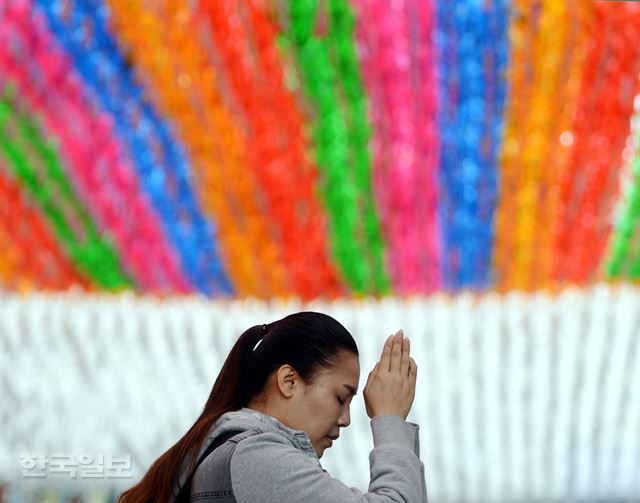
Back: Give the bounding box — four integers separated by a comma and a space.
336, 396, 345, 405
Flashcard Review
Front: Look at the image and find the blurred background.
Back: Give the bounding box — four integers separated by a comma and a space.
0, 0, 639, 501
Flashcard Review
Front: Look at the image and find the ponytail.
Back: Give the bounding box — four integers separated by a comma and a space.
118, 325, 264, 503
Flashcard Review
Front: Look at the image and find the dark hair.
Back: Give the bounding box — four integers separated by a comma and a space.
119, 311, 358, 503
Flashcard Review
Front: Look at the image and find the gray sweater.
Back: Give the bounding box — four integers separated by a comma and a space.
189, 407, 428, 502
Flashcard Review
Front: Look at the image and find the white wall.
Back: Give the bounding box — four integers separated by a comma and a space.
1, 284, 638, 502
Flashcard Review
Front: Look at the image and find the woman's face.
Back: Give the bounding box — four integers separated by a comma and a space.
292, 350, 361, 458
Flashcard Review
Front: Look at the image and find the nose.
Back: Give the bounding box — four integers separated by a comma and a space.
338, 405, 351, 428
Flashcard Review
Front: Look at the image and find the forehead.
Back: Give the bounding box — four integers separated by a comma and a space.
313, 351, 360, 386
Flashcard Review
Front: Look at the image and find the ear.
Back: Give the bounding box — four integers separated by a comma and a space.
275, 364, 299, 398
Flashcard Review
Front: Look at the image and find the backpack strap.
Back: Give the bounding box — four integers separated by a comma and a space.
174, 429, 245, 503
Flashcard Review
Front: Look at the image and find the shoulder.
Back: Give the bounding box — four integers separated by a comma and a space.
231, 430, 316, 468
229, 432, 344, 502
192, 430, 282, 494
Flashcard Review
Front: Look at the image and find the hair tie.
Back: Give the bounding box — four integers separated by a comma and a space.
252, 324, 268, 351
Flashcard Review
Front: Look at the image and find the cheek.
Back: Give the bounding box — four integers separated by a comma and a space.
309, 396, 338, 436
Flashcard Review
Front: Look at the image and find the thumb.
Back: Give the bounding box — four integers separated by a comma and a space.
365, 361, 379, 389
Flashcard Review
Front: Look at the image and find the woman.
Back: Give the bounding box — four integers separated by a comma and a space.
119, 311, 427, 502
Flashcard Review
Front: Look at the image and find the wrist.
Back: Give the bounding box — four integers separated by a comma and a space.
370, 415, 417, 448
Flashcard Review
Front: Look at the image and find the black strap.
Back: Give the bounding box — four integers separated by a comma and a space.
174, 430, 243, 503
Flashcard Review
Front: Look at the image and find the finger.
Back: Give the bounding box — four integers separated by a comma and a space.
365, 361, 379, 390
390, 329, 403, 373
408, 357, 417, 383
380, 335, 393, 372
400, 337, 410, 376
366, 362, 380, 386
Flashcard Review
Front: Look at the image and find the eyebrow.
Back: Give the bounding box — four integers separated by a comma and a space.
343, 384, 358, 396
